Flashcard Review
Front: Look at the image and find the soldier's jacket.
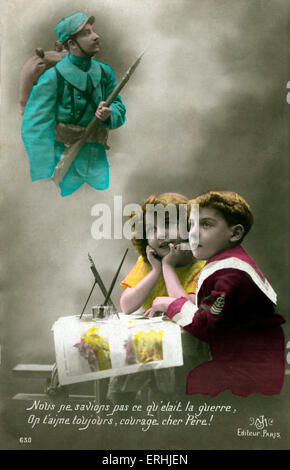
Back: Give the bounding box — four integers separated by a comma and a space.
21, 53, 126, 196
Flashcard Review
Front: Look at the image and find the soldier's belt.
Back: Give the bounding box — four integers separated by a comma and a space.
55, 122, 108, 146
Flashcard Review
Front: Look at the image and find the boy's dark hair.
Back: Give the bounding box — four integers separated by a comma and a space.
189, 191, 254, 240
130, 193, 188, 261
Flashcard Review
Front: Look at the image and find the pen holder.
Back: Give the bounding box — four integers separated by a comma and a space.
92, 305, 114, 320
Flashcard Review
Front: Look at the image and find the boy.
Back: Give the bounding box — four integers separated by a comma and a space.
22, 12, 126, 197
146, 191, 285, 397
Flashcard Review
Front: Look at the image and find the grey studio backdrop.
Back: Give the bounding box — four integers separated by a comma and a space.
0, 0, 289, 450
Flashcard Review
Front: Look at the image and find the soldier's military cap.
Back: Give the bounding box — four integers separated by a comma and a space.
55, 12, 95, 43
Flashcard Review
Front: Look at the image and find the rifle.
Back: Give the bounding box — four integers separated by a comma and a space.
51, 50, 146, 185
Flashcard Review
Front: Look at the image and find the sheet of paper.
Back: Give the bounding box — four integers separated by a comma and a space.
52, 314, 183, 385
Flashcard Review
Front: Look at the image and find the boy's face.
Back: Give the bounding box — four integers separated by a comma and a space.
73, 23, 100, 56
189, 207, 234, 260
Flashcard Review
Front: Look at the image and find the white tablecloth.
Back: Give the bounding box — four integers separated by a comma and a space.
52, 314, 183, 386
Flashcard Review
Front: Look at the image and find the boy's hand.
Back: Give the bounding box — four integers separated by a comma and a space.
95, 101, 112, 121
162, 243, 182, 267
146, 245, 162, 273
143, 296, 176, 318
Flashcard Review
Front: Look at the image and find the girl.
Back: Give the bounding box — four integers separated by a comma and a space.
120, 192, 204, 314
107, 193, 208, 403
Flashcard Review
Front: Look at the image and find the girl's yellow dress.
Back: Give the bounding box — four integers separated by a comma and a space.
121, 256, 205, 310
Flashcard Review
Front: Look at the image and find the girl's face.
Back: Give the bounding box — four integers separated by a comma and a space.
146, 214, 186, 258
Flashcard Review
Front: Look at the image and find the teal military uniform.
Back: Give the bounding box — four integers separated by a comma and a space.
21, 12, 126, 197
22, 53, 126, 196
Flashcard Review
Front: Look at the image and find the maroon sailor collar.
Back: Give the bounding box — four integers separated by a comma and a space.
196, 245, 277, 305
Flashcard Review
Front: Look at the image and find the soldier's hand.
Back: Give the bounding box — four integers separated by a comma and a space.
95, 101, 112, 121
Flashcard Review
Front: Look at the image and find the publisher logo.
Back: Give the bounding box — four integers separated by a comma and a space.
237, 415, 281, 440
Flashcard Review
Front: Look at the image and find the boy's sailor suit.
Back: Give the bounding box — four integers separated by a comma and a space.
166, 245, 285, 397
21, 53, 126, 196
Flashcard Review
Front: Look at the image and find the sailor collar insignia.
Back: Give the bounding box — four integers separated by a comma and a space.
210, 294, 226, 315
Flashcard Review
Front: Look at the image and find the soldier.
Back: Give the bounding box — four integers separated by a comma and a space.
21, 12, 126, 197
